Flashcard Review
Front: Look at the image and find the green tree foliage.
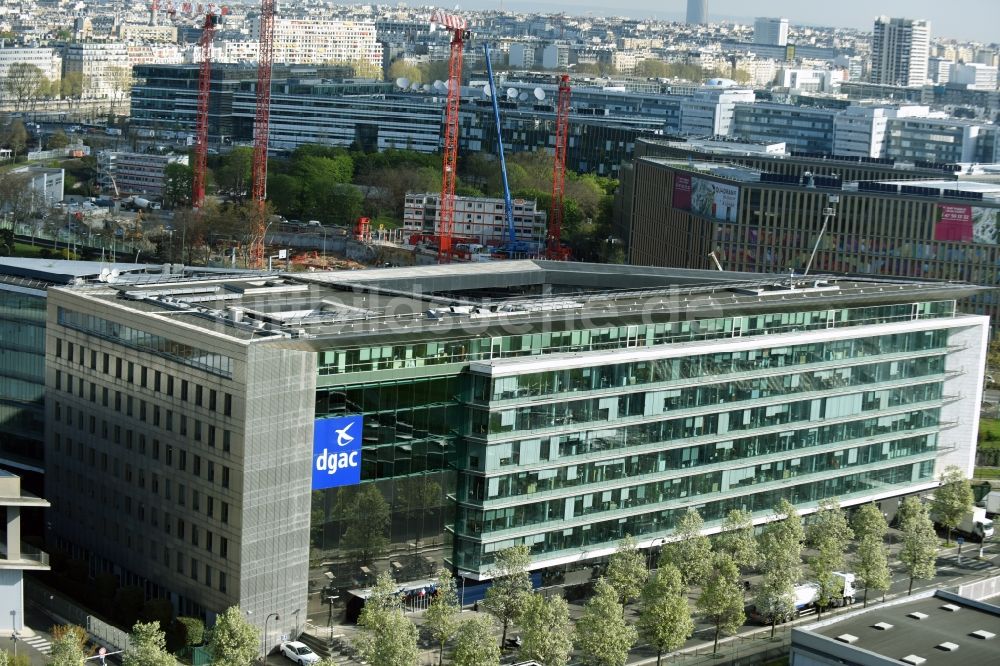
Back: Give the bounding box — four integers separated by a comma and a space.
0, 229, 13, 257
638, 564, 693, 666
518, 593, 574, 666
754, 499, 804, 636
354, 572, 420, 666
852, 503, 891, 607
214, 147, 253, 200
931, 465, 974, 544
698, 553, 746, 655
163, 162, 193, 209
2, 119, 29, 158
482, 544, 533, 649
177, 616, 205, 647
48, 625, 87, 666
806, 499, 854, 616
633, 59, 669, 77
575, 578, 637, 666
425, 568, 460, 666
47, 129, 70, 150
715, 508, 760, 570
123, 621, 174, 666
335, 484, 390, 565
660, 508, 712, 587
852, 503, 889, 545
387, 60, 423, 84
3, 62, 46, 112
453, 615, 500, 666
605, 535, 647, 609
207, 606, 259, 666
898, 496, 939, 595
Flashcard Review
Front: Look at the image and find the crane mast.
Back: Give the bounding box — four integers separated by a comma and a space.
192, 10, 220, 209
250, 0, 276, 268
548, 74, 571, 260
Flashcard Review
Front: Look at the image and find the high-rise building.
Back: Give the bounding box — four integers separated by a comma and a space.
686, 0, 707, 25
754, 18, 789, 47
871, 16, 931, 87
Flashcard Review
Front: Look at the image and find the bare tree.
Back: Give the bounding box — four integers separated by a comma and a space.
106, 65, 133, 119
3, 62, 46, 113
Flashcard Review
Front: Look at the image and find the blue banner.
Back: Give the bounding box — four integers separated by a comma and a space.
312, 415, 363, 490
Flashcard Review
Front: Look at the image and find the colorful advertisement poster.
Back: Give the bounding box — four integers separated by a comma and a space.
673, 173, 692, 210
691, 176, 739, 222
934, 204, 973, 242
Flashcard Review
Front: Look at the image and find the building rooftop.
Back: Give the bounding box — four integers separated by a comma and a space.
53, 261, 984, 347
795, 590, 1000, 666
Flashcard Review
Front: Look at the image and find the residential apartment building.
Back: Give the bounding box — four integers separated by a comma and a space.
626, 157, 1000, 322
0, 46, 62, 84
43, 262, 985, 642
402, 193, 547, 250
508, 44, 537, 70
97, 152, 188, 197
871, 16, 930, 87
253, 18, 382, 73
63, 42, 130, 101
950, 63, 999, 90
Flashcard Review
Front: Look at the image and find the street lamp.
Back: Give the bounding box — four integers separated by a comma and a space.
262, 612, 279, 662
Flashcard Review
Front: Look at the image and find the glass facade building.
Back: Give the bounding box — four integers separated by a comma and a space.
43, 262, 986, 640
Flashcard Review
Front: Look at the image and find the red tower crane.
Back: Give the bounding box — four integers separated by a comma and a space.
192, 9, 222, 209
430, 9, 468, 263
547, 75, 572, 260
249, 0, 276, 269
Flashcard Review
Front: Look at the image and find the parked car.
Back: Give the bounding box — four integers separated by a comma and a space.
279, 642, 320, 665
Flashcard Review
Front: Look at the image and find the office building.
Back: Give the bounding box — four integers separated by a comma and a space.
731, 103, 839, 154
679, 86, 756, 137
0, 46, 61, 85
45, 261, 983, 639
0, 471, 50, 631
790, 589, 1000, 666
626, 157, 1000, 322
754, 18, 789, 47
949, 63, 999, 91
871, 17, 931, 87
687, 0, 708, 25
541, 44, 570, 70
402, 193, 547, 250
508, 44, 537, 70
96, 152, 189, 197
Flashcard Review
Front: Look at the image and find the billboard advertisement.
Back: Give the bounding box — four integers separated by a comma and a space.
933, 204, 1000, 244
673, 173, 692, 210
313, 415, 363, 490
691, 176, 740, 222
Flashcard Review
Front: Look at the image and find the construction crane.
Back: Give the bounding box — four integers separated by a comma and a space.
547, 74, 571, 260
192, 7, 224, 209
482, 43, 517, 253
430, 9, 468, 263
250, 0, 277, 269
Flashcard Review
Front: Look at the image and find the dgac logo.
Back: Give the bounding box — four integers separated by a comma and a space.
312, 415, 363, 490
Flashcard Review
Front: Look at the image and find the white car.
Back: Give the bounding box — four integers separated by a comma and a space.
280, 641, 321, 665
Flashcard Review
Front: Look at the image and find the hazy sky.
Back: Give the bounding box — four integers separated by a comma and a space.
476, 0, 999, 43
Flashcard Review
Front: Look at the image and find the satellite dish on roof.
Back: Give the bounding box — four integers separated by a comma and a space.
422, 83, 431, 92
411, 82, 421, 91
506, 87, 518, 100
396, 77, 410, 89
107, 268, 121, 284
99, 268, 111, 282
518, 92, 529, 101
483, 83, 492, 97
533, 87, 546, 101
433, 80, 445, 91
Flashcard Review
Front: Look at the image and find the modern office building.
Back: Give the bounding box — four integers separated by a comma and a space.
731, 103, 839, 154
686, 0, 708, 25
0, 471, 50, 631
679, 86, 756, 138
754, 18, 789, 47
44, 261, 984, 640
401, 193, 547, 250
625, 157, 1000, 322
949, 63, 999, 91
871, 16, 931, 87
96, 152, 188, 197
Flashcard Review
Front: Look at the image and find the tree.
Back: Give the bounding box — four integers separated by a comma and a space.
215, 146, 254, 200
3, 62, 45, 113
806, 499, 854, 617
61, 72, 85, 114
633, 59, 669, 78
123, 621, 174, 666
3, 120, 29, 159
931, 465, 974, 545
638, 564, 693, 666
575, 578, 637, 666
207, 606, 259, 666
715, 508, 760, 570
453, 616, 500, 666
177, 616, 205, 649
754, 499, 804, 637
48, 625, 87, 666
387, 60, 423, 84
898, 496, 939, 595
518, 594, 574, 666
698, 553, 746, 655
47, 128, 70, 150
659, 508, 712, 587
605, 535, 647, 610
353, 572, 420, 666
425, 568, 460, 666
334, 484, 390, 565
852, 504, 891, 607
163, 162, 194, 209
482, 544, 532, 649
107, 65, 133, 118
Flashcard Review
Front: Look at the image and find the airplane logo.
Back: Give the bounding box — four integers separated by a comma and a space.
335, 422, 356, 447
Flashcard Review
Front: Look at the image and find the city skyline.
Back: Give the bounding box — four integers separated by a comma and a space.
478, 0, 999, 44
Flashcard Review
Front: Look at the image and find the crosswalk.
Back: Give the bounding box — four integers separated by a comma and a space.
20, 634, 52, 654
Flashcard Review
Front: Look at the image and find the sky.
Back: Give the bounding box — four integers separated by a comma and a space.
473, 0, 999, 44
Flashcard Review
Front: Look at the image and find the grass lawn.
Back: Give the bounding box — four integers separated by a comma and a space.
979, 419, 1000, 449
13, 242, 47, 257
974, 467, 1000, 479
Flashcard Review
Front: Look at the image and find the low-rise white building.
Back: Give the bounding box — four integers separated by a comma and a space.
403, 193, 547, 250
10, 167, 65, 209
679, 84, 756, 137
0, 46, 62, 84
97, 152, 188, 197
949, 62, 998, 90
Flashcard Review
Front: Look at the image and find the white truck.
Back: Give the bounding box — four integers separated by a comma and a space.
955, 507, 994, 542
750, 572, 855, 624
979, 491, 1000, 517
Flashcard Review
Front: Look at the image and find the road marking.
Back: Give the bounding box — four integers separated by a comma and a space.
22, 635, 52, 654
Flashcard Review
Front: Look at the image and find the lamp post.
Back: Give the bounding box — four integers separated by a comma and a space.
262, 612, 279, 662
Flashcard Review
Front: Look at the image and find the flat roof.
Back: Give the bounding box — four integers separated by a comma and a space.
799, 590, 1000, 666
51, 261, 984, 347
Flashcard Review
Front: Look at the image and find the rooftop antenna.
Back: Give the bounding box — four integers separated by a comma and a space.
708, 251, 723, 271
804, 195, 839, 276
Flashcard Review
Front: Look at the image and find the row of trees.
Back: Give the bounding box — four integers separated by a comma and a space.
1, 63, 132, 116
